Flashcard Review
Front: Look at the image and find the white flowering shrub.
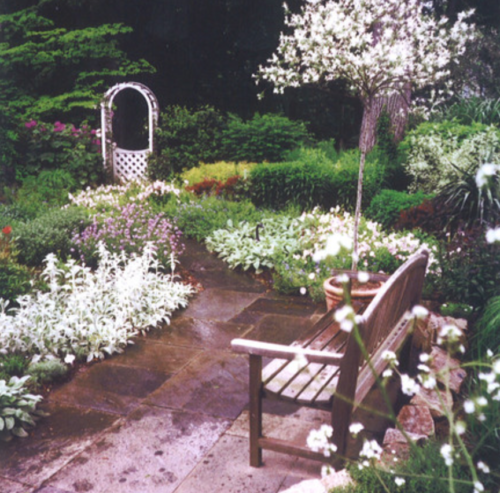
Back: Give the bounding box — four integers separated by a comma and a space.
0, 243, 194, 363
402, 123, 500, 193
67, 179, 181, 211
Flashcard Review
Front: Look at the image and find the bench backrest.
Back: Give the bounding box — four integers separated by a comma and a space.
331, 249, 429, 451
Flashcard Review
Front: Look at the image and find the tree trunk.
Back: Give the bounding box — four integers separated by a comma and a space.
358, 89, 411, 152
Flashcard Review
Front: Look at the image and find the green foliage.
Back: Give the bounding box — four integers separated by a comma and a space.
205, 215, 303, 273
149, 105, 227, 179
181, 161, 257, 186
436, 96, 500, 126
14, 207, 90, 267
0, 5, 155, 122
435, 165, 500, 229
400, 122, 500, 193
473, 296, 500, 358
221, 113, 311, 163
162, 195, 263, 242
14, 170, 77, 218
439, 302, 473, 320
250, 148, 386, 211
366, 190, 434, 229
0, 376, 42, 441
15, 120, 103, 186
0, 226, 32, 305
27, 360, 68, 386
434, 228, 500, 310
0, 354, 29, 381
333, 441, 471, 493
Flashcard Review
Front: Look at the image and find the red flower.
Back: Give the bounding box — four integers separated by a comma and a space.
2, 225, 12, 235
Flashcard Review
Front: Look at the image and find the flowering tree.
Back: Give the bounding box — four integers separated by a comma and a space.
257, 0, 475, 268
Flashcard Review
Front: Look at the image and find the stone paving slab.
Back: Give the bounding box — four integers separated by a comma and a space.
0, 404, 119, 488
173, 434, 322, 493
0, 477, 33, 493
146, 350, 249, 419
40, 406, 231, 493
146, 317, 253, 350
103, 338, 201, 373
183, 288, 262, 322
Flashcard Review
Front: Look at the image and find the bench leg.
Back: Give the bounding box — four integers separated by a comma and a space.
249, 354, 263, 467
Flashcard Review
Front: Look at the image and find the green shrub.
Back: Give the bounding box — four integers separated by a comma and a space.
434, 227, 500, 311
15, 207, 90, 266
0, 225, 32, 304
400, 121, 500, 193
0, 376, 42, 441
221, 113, 311, 163
162, 195, 263, 242
435, 96, 500, 126
0, 354, 29, 381
181, 161, 257, 186
17, 120, 103, 187
473, 296, 500, 359
333, 440, 470, 493
250, 148, 386, 211
149, 105, 227, 179
16, 169, 77, 210
366, 190, 433, 229
27, 360, 68, 385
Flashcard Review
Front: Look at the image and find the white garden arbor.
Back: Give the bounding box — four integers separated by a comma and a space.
101, 82, 159, 181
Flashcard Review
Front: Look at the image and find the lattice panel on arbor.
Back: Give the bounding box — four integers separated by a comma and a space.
113, 148, 148, 181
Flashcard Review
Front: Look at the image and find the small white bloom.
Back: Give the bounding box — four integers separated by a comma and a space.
463, 400, 475, 414
395, 477, 406, 487
300, 287, 307, 295
477, 461, 490, 474
334, 305, 354, 322
382, 368, 394, 378
340, 319, 354, 333
308, 272, 315, 280
349, 422, 364, 436
455, 421, 466, 435
357, 271, 370, 283
419, 353, 431, 363
486, 227, 500, 243
412, 305, 429, 319
359, 439, 383, 460
473, 480, 484, 493
64, 354, 76, 365
401, 374, 420, 396
382, 350, 398, 364
440, 443, 453, 466
492, 359, 500, 374
336, 273, 350, 284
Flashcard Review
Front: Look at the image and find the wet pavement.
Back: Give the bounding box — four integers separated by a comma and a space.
0, 239, 329, 493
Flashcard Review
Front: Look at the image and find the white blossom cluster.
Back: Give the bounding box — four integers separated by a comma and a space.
67, 180, 180, 210
257, 0, 475, 106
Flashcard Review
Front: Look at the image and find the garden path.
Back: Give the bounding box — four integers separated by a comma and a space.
0, 239, 331, 493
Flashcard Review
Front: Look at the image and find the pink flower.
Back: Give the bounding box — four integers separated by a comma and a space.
53, 121, 66, 132
25, 120, 37, 129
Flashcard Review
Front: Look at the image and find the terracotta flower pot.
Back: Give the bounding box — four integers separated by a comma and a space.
323, 271, 389, 311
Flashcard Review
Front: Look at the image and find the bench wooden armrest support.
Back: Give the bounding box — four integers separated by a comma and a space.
231, 339, 344, 365
233, 249, 429, 467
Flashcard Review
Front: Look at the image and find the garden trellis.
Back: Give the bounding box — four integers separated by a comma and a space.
101, 82, 159, 182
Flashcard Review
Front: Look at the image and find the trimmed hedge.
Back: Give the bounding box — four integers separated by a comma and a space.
366, 190, 433, 229
250, 148, 386, 211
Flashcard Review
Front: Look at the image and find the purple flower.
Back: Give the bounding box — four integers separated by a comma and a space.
25, 120, 37, 129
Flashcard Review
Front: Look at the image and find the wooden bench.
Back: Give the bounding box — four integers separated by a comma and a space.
231, 249, 429, 467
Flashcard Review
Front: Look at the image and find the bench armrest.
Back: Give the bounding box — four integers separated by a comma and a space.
231, 339, 343, 365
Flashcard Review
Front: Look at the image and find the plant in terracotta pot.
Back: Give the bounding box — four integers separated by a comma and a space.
294, 208, 438, 308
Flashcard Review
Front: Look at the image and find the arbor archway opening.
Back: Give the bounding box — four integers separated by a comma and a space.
101, 82, 159, 182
